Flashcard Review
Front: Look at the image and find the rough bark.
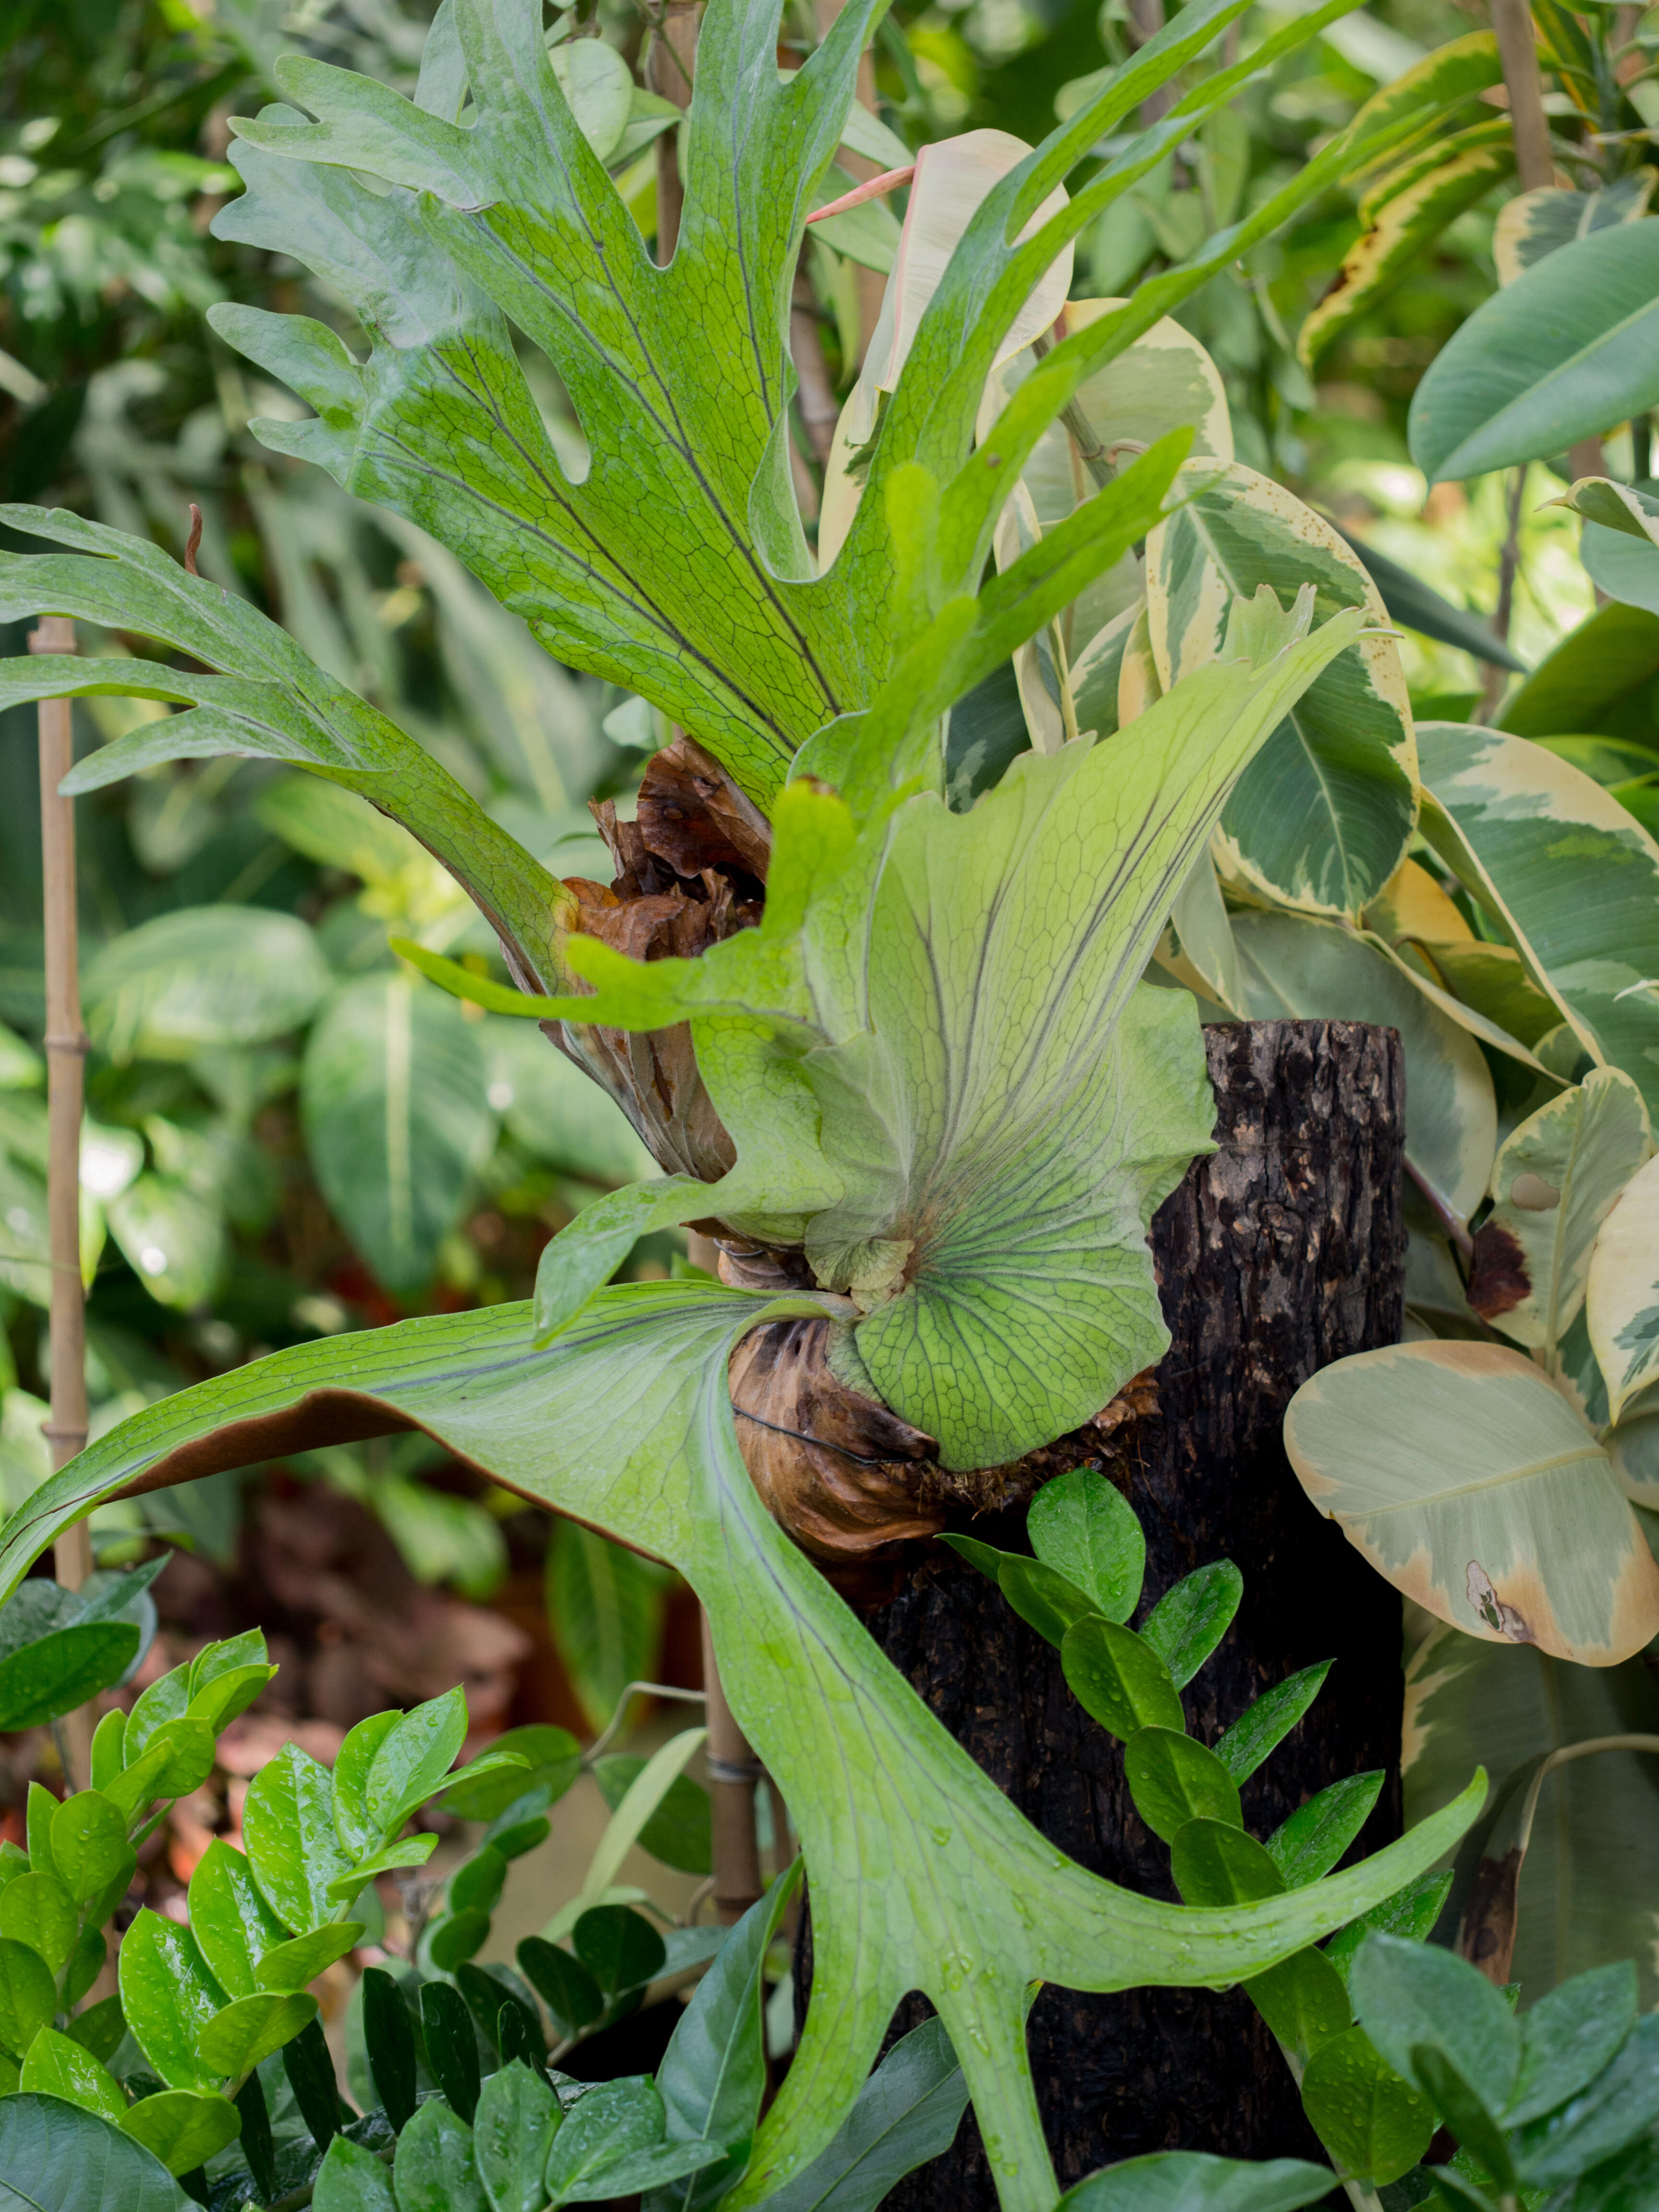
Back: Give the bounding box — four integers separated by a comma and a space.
797, 1018, 1408, 2194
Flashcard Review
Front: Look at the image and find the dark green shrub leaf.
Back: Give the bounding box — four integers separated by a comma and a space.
1517, 2013, 1659, 2188
651, 1863, 801, 2211
324, 1834, 437, 1903
442, 1725, 579, 1822
1244, 1947, 1351, 2063
498, 2000, 543, 2074
1410, 2045, 1515, 2188
573, 1904, 667, 1998
64, 1926, 106, 2008
1062, 1619, 1183, 1740
1213, 1666, 1332, 1785
1323, 1871, 1453, 1989
186, 1630, 267, 1700
19, 2025, 127, 2122
186, 1840, 287, 2001
1170, 1822, 1285, 1909
756, 2015, 967, 2212
486, 1812, 552, 1863
0, 1870, 78, 1973
48, 1792, 130, 1906
998, 1558, 1100, 1648
233, 2069, 278, 2204
0, 2091, 189, 2211
421, 1978, 481, 2124
1056, 2150, 1336, 2212
313, 2132, 399, 2211
332, 1712, 402, 1859
362, 1689, 468, 1841
1507, 1960, 1636, 2126
196, 1991, 318, 2079
430, 1910, 492, 1972
66, 1996, 127, 2067
393, 2095, 484, 2212
1123, 1729, 1241, 1843
283, 2013, 348, 2148
565, 2140, 729, 2204
89, 1710, 126, 1795
1267, 1773, 1384, 1888
118, 1911, 227, 2089
593, 1760, 711, 1876
186, 1663, 276, 1736
517, 1937, 604, 2039
450, 1845, 507, 1918
1300, 2024, 1433, 2185
257, 1923, 364, 1993
1026, 1468, 1144, 1622
243, 1743, 354, 1935
939, 1534, 1010, 1583
456, 1962, 542, 2063
1141, 1563, 1243, 1689
126, 1664, 191, 1760
118, 2088, 241, 2177
476, 2057, 561, 2212
0, 1623, 139, 1730
1350, 1933, 1521, 2116
543, 2077, 665, 2204
360, 1966, 418, 2134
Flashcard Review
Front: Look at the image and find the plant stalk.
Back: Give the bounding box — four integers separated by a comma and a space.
1490, 0, 1555, 191
31, 617, 93, 1791
699, 1609, 766, 1925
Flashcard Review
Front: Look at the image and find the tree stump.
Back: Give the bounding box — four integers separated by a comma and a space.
815, 1019, 1409, 2198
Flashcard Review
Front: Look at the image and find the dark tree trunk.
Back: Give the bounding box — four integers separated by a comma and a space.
806, 1019, 1409, 2200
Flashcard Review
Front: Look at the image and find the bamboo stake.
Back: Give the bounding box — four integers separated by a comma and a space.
31, 616, 93, 1791
699, 1611, 767, 1925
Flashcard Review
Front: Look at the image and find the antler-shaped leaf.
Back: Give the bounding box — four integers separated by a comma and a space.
0, 1281, 1486, 2212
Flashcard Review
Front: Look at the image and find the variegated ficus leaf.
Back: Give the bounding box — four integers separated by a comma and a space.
1492, 170, 1656, 288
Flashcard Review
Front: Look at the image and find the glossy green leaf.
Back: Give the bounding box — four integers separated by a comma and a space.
1243, 1945, 1351, 2062
19, 2028, 127, 2123
1056, 2152, 1335, 2212
1517, 2013, 1659, 2186
517, 1937, 605, 2040
0, 2092, 188, 2211
570, 2140, 731, 2203
302, 976, 493, 1295
1467, 1070, 1650, 1352
82, 906, 330, 1062
997, 1557, 1099, 1648
1492, 171, 1655, 285
1350, 1932, 1521, 2114
475, 2058, 561, 2212
1231, 912, 1496, 1228
429, 1908, 491, 1971
593, 1759, 711, 1877
359, 1966, 418, 2133
1062, 1618, 1184, 1740
1141, 1563, 1242, 1690
1147, 465, 1416, 917
1267, 1774, 1384, 1888
144, 1716, 216, 1801
755, 2016, 966, 2212
652, 1867, 801, 2210
1123, 1729, 1240, 1843
1299, 2024, 1434, 2184
1322, 1870, 1453, 1988
544, 2076, 666, 2205
332, 1840, 439, 1906
443, 1724, 580, 1822
285, 2012, 346, 2148
448, 1844, 506, 1920
0, 1284, 1487, 2211
258, 1922, 364, 1992
573, 1904, 667, 1998
48, 1793, 131, 1908
65, 1996, 128, 2068
314, 2133, 400, 2212
361, 1687, 469, 1840
187, 1662, 276, 1736
1170, 1822, 1285, 1909
1026, 1467, 1144, 1622
1214, 1665, 1331, 1786
1588, 1149, 1659, 1422
196, 1991, 318, 2078
0, 1619, 139, 1731
243, 1743, 355, 1935
186, 1840, 288, 2004
1409, 221, 1659, 482
119, 2089, 241, 2177
1509, 1961, 1636, 2126
421, 1978, 481, 2125
119, 1911, 228, 2090
1412, 2044, 1516, 2186
0, 1871, 77, 1974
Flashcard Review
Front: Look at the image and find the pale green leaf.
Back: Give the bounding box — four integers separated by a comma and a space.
0, 1283, 1488, 2211
546, 1520, 669, 1734
106, 1175, 226, 1312
0, 2093, 188, 2211
1285, 1339, 1659, 1663
1587, 1149, 1659, 1421
83, 907, 329, 1063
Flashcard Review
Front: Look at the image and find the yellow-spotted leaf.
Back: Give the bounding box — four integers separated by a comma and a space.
1467, 1070, 1652, 1353
1417, 722, 1659, 1119
1285, 1340, 1659, 1664
1362, 856, 1473, 949
1411, 941, 1561, 1054
1299, 124, 1512, 371
1587, 1151, 1659, 1422
1148, 465, 1417, 916
1231, 912, 1496, 1227
1493, 172, 1655, 288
